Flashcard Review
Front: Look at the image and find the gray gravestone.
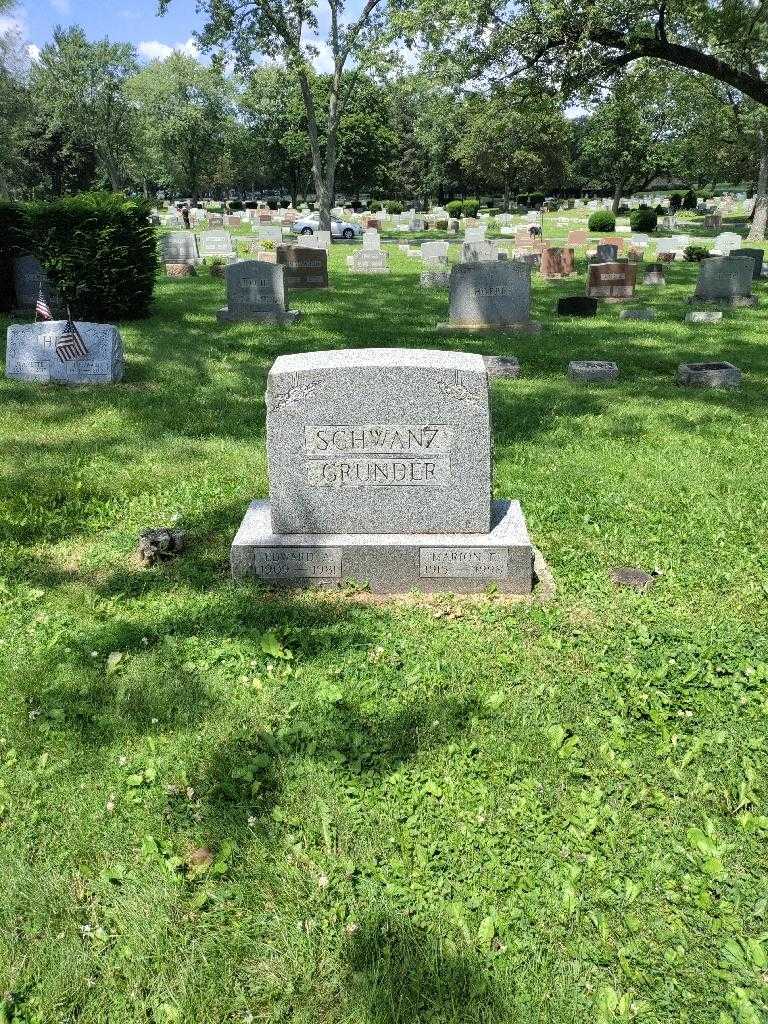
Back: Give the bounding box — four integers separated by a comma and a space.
692, 256, 756, 306
438, 261, 541, 333
6, 321, 123, 384
346, 250, 389, 274
266, 349, 491, 535
643, 263, 666, 285
461, 241, 499, 263
483, 355, 521, 379
13, 255, 60, 311
620, 308, 655, 321
161, 232, 199, 264
730, 248, 764, 280
596, 243, 619, 262
198, 230, 235, 257
217, 260, 300, 324
422, 240, 450, 263
230, 348, 535, 594
685, 310, 723, 323
568, 360, 619, 383
677, 361, 741, 388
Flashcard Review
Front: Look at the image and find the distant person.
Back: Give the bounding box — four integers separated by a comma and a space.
529, 225, 541, 237
182, 205, 191, 230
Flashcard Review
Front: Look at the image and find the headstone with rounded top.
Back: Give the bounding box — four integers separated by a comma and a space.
217, 260, 300, 324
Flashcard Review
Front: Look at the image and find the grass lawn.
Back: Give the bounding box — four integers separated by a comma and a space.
1, 237, 768, 1024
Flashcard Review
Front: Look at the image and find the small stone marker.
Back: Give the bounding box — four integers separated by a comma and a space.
165, 263, 196, 278
541, 247, 575, 278
730, 248, 764, 280
691, 256, 756, 306
712, 232, 741, 255
568, 360, 619, 383
677, 361, 741, 388
298, 231, 331, 251
230, 348, 536, 594
567, 230, 588, 247
276, 246, 329, 289
557, 296, 597, 317
6, 321, 124, 384
587, 262, 637, 302
438, 261, 541, 333
620, 307, 655, 321
198, 230, 235, 258
161, 232, 199, 265
685, 310, 723, 324
346, 250, 389, 274
362, 230, 381, 251
421, 240, 450, 263
483, 355, 521, 379
643, 263, 666, 285
217, 260, 300, 324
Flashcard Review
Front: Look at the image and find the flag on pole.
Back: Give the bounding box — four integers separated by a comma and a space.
55, 308, 88, 363
35, 285, 53, 322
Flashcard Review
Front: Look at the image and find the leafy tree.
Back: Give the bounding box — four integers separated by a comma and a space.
29, 27, 138, 190
159, 0, 402, 227
127, 52, 234, 203
414, 0, 768, 108
454, 86, 571, 205
0, 4, 31, 197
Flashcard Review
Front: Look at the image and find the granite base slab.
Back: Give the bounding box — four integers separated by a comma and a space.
217, 308, 301, 324
436, 321, 542, 335
688, 295, 757, 308
231, 499, 534, 594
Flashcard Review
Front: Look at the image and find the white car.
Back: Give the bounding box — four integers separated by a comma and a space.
293, 216, 362, 240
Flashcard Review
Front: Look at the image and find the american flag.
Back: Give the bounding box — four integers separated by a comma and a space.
55, 311, 88, 363
35, 286, 53, 322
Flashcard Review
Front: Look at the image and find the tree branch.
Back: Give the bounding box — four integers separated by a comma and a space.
591, 29, 768, 106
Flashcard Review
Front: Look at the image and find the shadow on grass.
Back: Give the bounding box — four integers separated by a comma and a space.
344, 913, 509, 1024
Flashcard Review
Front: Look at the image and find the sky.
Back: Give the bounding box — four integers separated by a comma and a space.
1, 0, 340, 70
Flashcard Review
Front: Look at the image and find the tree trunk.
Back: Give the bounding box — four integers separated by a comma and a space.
611, 179, 623, 216
747, 129, 768, 242
297, 68, 332, 229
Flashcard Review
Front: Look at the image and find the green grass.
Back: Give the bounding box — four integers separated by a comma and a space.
1, 242, 768, 1024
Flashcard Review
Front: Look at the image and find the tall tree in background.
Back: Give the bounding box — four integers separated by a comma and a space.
159, 0, 402, 228
455, 86, 571, 204
128, 53, 234, 203
29, 27, 137, 190
0, 3, 30, 196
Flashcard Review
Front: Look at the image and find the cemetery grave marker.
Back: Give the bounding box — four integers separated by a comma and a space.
586, 262, 637, 302
347, 250, 390, 274
276, 246, 329, 289
217, 260, 300, 324
691, 256, 756, 306
231, 348, 536, 593
568, 360, 619, 383
438, 261, 541, 333
677, 361, 741, 388
6, 321, 123, 384
198, 230, 236, 258
12, 255, 61, 312
730, 248, 764, 280
161, 232, 199, 265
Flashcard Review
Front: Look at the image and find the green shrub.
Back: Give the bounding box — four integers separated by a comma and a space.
385, 201, 403, 215
528, 192, 544, 208
462, 198, 480, 218
26, 192, 157, 321
228, 200, 244, 211
267, 200, 278, 210
682, 190, 698, 210
369, 201, 382, 213
629, 208, 658, 232
684, 244, 709, 262
515, 193, 528, 206
446, 200, 463, 219
655, 203, 665, 214
587, 210, 616, 232
0, 201, 29, 313
669, 192, 684, 211
483, 207, 500, 217
279, 199, 290, 209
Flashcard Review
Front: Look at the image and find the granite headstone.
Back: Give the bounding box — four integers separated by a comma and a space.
217, 260, 300, 324
6, 321, 123, 384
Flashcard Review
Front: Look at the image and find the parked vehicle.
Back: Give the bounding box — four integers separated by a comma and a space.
292, 216, 362, 240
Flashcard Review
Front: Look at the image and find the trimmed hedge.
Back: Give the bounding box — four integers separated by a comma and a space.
462, 198, 480, 218
0, 201, 29, 313
385, 201, 403, 215
588, 211, 616, 232
629, 208, 658, 232
26, 192, 157, 321
684, 245, 709, 262
446, 200, 463, 219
